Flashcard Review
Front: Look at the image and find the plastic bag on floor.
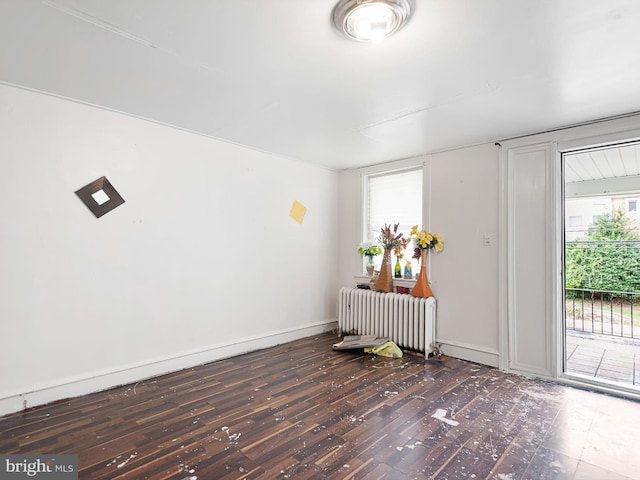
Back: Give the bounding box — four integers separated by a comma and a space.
364, 341, 403, 358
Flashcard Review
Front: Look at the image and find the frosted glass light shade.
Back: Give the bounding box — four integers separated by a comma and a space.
333, 0, 413, 43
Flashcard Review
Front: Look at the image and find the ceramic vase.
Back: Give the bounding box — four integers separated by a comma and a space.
410, 249, 434, 297
375, 248, 393, 292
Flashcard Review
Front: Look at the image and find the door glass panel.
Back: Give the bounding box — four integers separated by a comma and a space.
563, 143, 640, 389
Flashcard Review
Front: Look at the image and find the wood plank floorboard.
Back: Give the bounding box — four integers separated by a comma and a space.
2, 333, 640, 479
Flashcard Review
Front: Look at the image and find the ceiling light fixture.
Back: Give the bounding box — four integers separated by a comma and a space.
332, 0, 413, 43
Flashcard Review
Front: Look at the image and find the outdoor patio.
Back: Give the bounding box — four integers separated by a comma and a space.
566, 329, 640, 386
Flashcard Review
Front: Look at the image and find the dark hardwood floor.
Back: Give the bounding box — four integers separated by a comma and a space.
1, 333, 639, 479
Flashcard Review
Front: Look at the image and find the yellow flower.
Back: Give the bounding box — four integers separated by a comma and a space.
410, 226, 444, 254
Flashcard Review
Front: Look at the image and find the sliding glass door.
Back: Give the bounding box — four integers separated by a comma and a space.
562, 143, 640, 390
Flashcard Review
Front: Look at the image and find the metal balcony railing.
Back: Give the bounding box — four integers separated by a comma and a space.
566, 288, 640, 340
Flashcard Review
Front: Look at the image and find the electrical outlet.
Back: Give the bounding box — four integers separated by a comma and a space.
483, 234, 492, 246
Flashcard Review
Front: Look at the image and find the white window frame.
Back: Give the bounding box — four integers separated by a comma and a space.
359, 163, 425, 275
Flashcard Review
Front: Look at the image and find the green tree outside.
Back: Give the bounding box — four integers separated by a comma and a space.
565, 208, 640, 295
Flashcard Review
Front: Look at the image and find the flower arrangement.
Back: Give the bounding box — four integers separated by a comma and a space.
358, 241, 383, 258
358, 241, 383, 276
409, 225, 444, 259
377, 223, 407, 252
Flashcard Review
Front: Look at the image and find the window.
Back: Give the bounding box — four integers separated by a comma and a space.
628, 199, 637, 212
364, 167, 422, 270
568, 215, 582, 227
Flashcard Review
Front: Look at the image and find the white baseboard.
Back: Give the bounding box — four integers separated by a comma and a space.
0, 320, 338, 417
436, 338, 500, 368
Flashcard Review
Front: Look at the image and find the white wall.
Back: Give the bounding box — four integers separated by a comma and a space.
338, 144, 500, 366
0, 84, 339, 415
429, 145, 500, 365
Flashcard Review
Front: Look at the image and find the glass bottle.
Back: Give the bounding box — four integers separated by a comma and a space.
404, 260, 412, 279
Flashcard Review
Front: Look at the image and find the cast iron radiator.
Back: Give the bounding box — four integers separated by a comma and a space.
337, 287, 436, 355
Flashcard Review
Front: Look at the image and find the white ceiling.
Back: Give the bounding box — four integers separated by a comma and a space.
2, 0, 640, 170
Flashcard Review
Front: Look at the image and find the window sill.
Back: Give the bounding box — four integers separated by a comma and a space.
354, 275, 417, 292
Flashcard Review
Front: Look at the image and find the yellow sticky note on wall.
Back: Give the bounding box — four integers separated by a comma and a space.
289, 200, 307, 224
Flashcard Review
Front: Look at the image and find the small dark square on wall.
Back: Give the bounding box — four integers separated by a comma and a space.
75, 176, 125, 218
